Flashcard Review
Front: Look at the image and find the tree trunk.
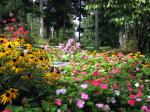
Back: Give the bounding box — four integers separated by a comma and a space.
119, 30, 139, 51
39, 0, 44, 38
119, 31, 127, 49
95, 9, 99, 50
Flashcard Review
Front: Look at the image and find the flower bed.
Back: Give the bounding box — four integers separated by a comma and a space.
0, 19, 150, 112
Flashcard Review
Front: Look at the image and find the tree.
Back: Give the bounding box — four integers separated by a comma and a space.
39, 0, 44, 38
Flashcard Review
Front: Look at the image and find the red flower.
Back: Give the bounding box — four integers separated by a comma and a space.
93, 71, 99, 76
9, 26, 14, 31
91, 80, 100, 87
130, 94, 136, 99
11, 18, 16, 22
128, 99, 135, 106
22, 31, 29, 35
128, 87, 133, 92
136, 90, 143, 97
19, 27, 25, 32
2, 109, 11, 112
113, 83, 118, 90
111, 69, 120, 74
14, 31, 19, 36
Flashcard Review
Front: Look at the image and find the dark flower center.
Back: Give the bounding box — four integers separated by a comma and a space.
6, 93, 10, 97
8, 45, 12, 48
20, 53, 24, 57
13, 59, 17, 62
0, 40, 4, 43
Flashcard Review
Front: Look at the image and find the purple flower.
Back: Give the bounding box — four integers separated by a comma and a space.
76, 99, 85, 108
56, 89, 67, 95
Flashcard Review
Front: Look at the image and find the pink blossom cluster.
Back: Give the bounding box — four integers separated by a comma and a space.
59, 38, 81, 54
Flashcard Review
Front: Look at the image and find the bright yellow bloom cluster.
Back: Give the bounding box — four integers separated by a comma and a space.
0, 37, 50, 74
0, 37, 61, 92
0, 88, 19, 105
43, 71, 61, 85
129, 52, 145, 59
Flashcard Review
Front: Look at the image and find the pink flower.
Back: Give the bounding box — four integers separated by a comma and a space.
11, 18, 16, 22
81, 92, 89, 100
128, 99, 135, 106
56, 99, 62, 106
95, 63, 100, 67
113, 83, 118, 90
2, 109, 11, 112
128, 87, 133, 92
76, 99, 85, 108
141, 106, 150, 112
111, 69, 120, 74
2, 20, 7, 23
93, 71, 99, 76
130, 94, 136, 99
9, 26, 14, 31
100, 83, 108, 89
136, 90, 143, 97
19, 27, 25, 32
91, 80, 100, 87
81, 71, 88, 76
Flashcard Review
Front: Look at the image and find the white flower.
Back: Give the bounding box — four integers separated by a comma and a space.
57, 109, 61, 112
136, 67, 140, 71
147, 96, 150, 99
135, 83, 140, 87
80, 84, 88, 89
96, 103, 104, 108
23, 49, 28, 54
111, 97, 116, 103
115, 90, 120, 96
103, 105, 111, 111
136, 98, 142, 102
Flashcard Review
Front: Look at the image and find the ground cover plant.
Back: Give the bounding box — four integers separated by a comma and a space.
0, 19, 150, 112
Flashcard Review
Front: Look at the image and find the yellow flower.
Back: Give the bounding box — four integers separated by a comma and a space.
6, 88, 19, 99
0, 92, 12, 105
43, 72, 61, 82
139, 55, 145, 58
0, 63, 5, 73
0, 88, 19, 105
21, 73, 33, 80
0, 50, 7, 58
10, 65, 23, 73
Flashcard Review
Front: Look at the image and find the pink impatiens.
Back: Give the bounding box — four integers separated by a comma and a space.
76, 99, 85, 108
56, 99, 62, 106
81, 92, 89, 100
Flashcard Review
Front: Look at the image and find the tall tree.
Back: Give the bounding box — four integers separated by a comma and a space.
39, 0, 44, 38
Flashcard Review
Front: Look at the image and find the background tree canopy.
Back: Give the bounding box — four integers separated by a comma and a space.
0, 0, 149, 52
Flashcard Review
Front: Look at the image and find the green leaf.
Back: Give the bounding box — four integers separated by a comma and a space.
61, 104, 68, 111
41, 101, 51, 112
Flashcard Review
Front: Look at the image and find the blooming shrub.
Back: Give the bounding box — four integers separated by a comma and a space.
58, 38, 81, 54
0, 31, 61, 110
1, 18, 150, 112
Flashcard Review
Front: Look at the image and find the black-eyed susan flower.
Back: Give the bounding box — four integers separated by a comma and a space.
6, 88, 19, 99
10, 65, 23, 73
0, 67, 5, 73
0, 92, 12, 105
0, 88, 19, 105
